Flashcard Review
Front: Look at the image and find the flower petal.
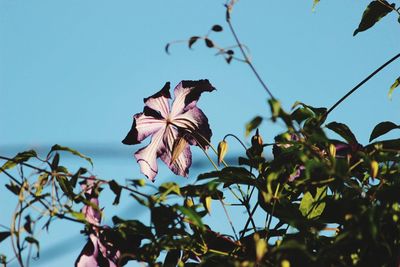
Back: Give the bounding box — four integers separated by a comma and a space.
170, 80, 215, 117
144, 82, 171, 118
161, 126, 192, 177
122, 110, 165, 145
82, 198, 101, 226
173, 106, 212, 148
134, 128, 166, 181
75, 234, 99, 267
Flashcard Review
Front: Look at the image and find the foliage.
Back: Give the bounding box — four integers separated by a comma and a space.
1, 1, 400, 267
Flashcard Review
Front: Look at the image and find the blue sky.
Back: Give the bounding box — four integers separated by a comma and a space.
1, 0, 399, 266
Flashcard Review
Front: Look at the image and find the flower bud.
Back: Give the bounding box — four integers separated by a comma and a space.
370, 160, 379, 178
329, 144, 336, 158
250, 129, 264, 156
184, 198, 194, 208
217, 140, 228, 165
251, 129, 263, 147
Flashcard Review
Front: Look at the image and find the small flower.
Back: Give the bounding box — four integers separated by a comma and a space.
76, 180, 120, 267
122, 80, 215, 181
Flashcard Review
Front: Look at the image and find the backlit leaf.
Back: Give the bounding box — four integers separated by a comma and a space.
369, 121, 400, 142
49, 145, 93, 166
0, 150, 37, 174
389, 76, 400, 99
326, 122, 358, 144
354, 0, 394, 36
245, 116, 263, 137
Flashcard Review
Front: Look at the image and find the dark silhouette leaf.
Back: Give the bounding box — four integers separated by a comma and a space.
25, 236, 40, 257
164, 250, 181, 267
109, 180, 122, 205
205, 38, 214, 48
369, 121, 400, 142
188, 36, 200, 49
326, 121, 358, 144
0, 232, 10, 243
165, 43, 171, 54
354, 0, 394, 36
211, 24, 223, 32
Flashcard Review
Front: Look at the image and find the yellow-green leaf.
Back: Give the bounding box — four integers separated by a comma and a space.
0, 150, 37, 174
389, 76, 400, 100
312, 0, 320, 11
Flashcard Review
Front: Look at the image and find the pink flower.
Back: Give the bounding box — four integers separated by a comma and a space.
122, 80, 215, 181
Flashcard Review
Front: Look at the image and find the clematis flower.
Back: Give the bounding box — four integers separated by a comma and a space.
75, 180, 120, 267
122, 80, 215, 181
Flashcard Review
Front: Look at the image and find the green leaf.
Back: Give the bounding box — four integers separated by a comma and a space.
312, 0, 320, 11
389, 76, 400, 99
269, 99, 282, 121
245, 116, 263, 137
369, 121, 400, 142
56, 175, 75, 199
69, 211, 86, 222
326, 122, 358, 144
177, 206, 205, 230
109, 180, 122, 205
366, 138, 400, 151
159, 182, 181, 196
354, 0, 394, 36
112, 216, 154, 239
25, 236, 40, 257
35, 173, 49, 196
48, 144, 93, 166
70, 168, 87, 188
0, 232, 11, 243
299, 186, 327, 219
198, 167, 256, 187
0, 150, 37, 174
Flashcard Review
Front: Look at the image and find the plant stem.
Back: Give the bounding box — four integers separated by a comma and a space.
323, 53, 400, 120
225, 5, 275, 99
239, 202, 259, 239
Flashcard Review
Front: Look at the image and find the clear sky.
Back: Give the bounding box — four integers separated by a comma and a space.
1, 0, 399, 266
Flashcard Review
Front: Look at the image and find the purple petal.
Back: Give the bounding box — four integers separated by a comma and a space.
122, 111, 165, 145
75, 234, 99, 267
288, 165, 305, 182
161, 126, 192, 177
82, 198, 101, 226
143, 82, 171, 118
170, 80, 215, 117
173, 106, 212, 148
134, 128, 166, 181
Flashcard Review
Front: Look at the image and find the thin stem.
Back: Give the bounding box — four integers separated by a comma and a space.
265, 183, 281, 241
323, 53, 400, 120
218, 196, 239, 241
225, 5, 275, 99
223, 134, 248, 151
239, 202, 259, 239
